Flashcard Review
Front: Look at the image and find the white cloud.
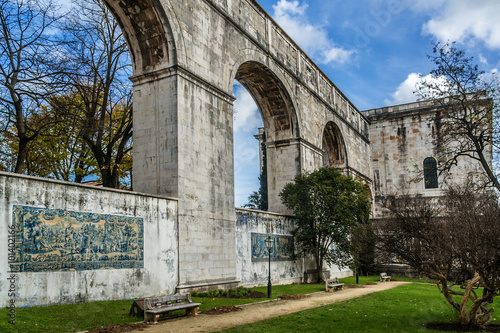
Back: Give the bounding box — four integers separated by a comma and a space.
479, 54, 489, 65
272, 0, 354, 65
408, 0, 500, 50
322, 48, 354, 65
233, 82, 263, 133
385, 73, 447, 105
273, 0, 308, 16
385, 73, 421, 105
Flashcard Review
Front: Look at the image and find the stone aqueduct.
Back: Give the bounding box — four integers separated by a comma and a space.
108, 0, 370, 291
0, 0, 373, 306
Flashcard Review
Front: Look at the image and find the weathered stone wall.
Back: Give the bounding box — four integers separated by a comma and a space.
235, 208, 351, 286
59, 0, 370, 290
0, 172, 178, 307
364, 101, 486, 218
0, 172, 355, 308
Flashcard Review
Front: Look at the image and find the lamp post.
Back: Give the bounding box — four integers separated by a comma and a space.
265, 236, 273, 298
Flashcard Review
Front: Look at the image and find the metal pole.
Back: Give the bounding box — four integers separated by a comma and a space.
267, 247, 272, 298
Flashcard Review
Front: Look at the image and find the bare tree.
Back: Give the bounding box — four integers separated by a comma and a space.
378, 186, 500, 329
62, 0, 132, 188
416, 42, 498, 191
0, 0, 66, 173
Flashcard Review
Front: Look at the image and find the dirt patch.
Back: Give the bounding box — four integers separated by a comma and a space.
203, 305, 243, 315
87, 322, 149, 333
197, 291, 267, 299
365, 282, 378, 285
279, 294, 310, 300
244, 291, 267, 298
345, 284, 366, 288
426, 323, 500, 332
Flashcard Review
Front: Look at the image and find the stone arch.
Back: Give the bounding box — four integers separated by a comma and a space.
322, 121, 347, 169
234, 61, 298, 142
231, 60, 300, 212
102, 0, 178, 73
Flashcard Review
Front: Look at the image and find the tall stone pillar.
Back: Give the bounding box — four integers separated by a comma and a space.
266, 139, 302, 214
132, 66, 239, 291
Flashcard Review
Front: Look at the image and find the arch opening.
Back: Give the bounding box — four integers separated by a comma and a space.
233, 61, 298, 213
103, 0, 175, 73
322, 121, 346, 169
232, 82, 264, 209
234, 61, 297, 142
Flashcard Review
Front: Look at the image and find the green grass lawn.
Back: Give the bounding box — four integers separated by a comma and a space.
0, 284, 323, 333
338, 275, 381, 285
221, 283, 499, 333
1, 279, 493, 332
0, 298, 142, 333
251, 282, 325, 298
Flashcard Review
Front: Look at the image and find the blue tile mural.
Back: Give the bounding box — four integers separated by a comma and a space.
12, 205, 144, 272
251, 233, 294, 262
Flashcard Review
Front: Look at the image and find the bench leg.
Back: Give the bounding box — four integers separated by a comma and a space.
144, 312, 160, 324
186, 306, 199, 316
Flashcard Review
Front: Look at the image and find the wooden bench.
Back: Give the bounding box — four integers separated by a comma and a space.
325, 277, 344, 292
144, 294, 201, 324
380, 273, 391, 282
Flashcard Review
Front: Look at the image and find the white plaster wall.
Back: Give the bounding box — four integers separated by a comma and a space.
0, 172, 178, 307
235, 208, 351, 286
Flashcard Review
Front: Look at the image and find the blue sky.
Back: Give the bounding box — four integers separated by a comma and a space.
234, 0, 500, 207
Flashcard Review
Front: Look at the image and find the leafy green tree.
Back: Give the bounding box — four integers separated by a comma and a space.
22, 92, 98, 181
280, 167, 371, 281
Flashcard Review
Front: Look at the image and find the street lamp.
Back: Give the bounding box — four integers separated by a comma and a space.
265, 235, 274, 298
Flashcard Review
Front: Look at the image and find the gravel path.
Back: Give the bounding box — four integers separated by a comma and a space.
134, 281, 409, 333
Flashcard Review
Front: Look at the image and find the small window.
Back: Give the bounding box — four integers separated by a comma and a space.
423, 157, 438, 189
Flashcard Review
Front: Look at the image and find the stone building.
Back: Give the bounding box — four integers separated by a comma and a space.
363, 100, 488, 219
0, 0, 491, 308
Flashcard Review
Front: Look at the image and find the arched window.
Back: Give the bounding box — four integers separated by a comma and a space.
423, 157, 438, 189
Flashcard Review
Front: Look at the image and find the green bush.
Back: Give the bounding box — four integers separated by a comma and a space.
207, 289, 219, 297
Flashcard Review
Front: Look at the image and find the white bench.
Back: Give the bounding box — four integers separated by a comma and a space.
325, 277, 344, 292
380, 273, 391, 282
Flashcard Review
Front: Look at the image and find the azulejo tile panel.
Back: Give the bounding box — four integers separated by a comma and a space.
251, 233, 294, 262
12, 205, 144, 272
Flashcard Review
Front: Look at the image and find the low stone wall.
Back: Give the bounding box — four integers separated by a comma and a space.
0, 172, 178, 307
0, 172, 353, 308
235, 208, 351, 287
236, 208, 300, 286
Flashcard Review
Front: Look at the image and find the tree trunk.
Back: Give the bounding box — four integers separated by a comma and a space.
316, 257, 324, 283
14, 138, 29, 174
